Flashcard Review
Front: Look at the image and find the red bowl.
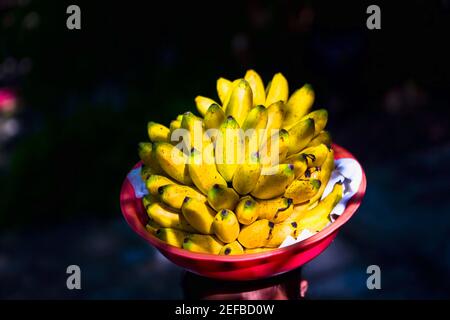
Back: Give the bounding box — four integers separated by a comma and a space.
120, 143, 367, 281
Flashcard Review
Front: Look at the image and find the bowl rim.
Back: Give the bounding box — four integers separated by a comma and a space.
120, 143, 367, 262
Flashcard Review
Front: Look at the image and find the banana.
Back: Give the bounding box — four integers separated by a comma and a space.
259, 129, 289, 167
138, 142, 163, 174
309, 149, 335, 204
251, 163, 296, 199
155, 228, 189, 248
142, 193, 157, 209
257, 197, 294, 223
195, 96, 219, 117
145, 219, 161, 235
216, 77, 232, 106
207, 184, 239, 211
180, 111, 208, 152
265, 73, 289, 106
147, 121, 170, 142
262, 101, 285, 144
203, 103, 225, 131
296, 181, 343, 232
285, 179, 321, 204
232, 152, 261, 195
282, 84, 315, 129
235, 196, 259, 225
307, 130, 332, 148
188, 146, 227, 195
181, 197, 216, 234
182, 234, 224, 254
287, 118, 315, 155
237, 219, 274, 249
158, 184, 207, 210
266, 221, 298, 248
225, 79, 253, 127
215, 116, 244, 182
140, 164, 154, 181
146, 202, 195, 232
212, 209, 240, 243
300, 144, 329, 168
244, 247, 274, 254
154, 142, 192, 185
244, 69, 265, 106
146, 174, 176, 196
219, 241, 244, 255
300, 109, 328, 137
169, 118, 181, 135
285, 153, 308, 178
301, 166, 321, 180
242, 105, 268, 133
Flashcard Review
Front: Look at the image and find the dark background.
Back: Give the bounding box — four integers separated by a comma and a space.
1, 0, 449, 299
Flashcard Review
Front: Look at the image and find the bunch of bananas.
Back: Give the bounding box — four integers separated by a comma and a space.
138, 70, 343, 255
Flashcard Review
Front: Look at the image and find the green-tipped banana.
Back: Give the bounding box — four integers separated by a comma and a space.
285, 179, 321, 204
235, 196, 259, 225
188, 147, 227, 195
225, 79, 253, 127
182, 234, 224, 254
138, 142, 163, 174
207, 184, 239, 211
251, 163, 296, 199
307, 130, 332, 148
282, 84, 315, 129
259, 129, 289, 167
300, 109, 328, 137
195, 96, 219, 117
212, 209, 240, 243
146, 174, 176, 196
155, 228, 188, 248
181, 197, 216, 234
287, 118, 315, 155
265, 73, 289, 106
266, 221, 298, 248
154, 142, 192, 185
203, 103, 225, 131
145, 220, 161, 235
147, 122, 170, 142
309, 149, 335, 204
297, 182, 343, 232
140, 165, 154, 181
219, 241, 244, 255
257, 197, 294, 223
215, 116, 243, 182
142, 194, 157, 210
146, 202, 195, 232
244, 69, 265, 106
217, 77, 232, 106
158, 184, 207, 209
238, 219, 274, 249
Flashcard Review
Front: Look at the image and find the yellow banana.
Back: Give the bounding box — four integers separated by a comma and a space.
225, 79, 253, 127
219, 241, 244, 255
257, 197, 294, 223
145, 219, 161, 235
146, 202, 195, 232
235, 196, 259, 225
244, 69, 265, 106
188, 146, 227, 195
285, 179, 321, 204
207, 184, 239, 211
251, 163, 296, 199
244, 247, 274, 254
301, 166, 321, 180
299, 144, 329, 168
216, 77, 232, 106
180, 111, 208, 152
142, 193, 157, 210
237, 219, 274, 249
242, 105, 268, 133
259, 129, 289, 167
182, 234, 224, 254
262, 101, 285, 144
146, 174, 176, 196
138, 142, 163, 174
265, 73, 289, 106
307, 130, 332, 148
155, 228, 189, 248
309, 149, 335, 204
181, 197, 216, 234
285, 153, 308, 178
147, 121, 170, 142
300, 109, 328, 137
203, 103, 225, 131
195, 96, 219, 117
154, 142, 192, 185
287, 118, 315, 155
215, 116, 244, 182
297, 182, 343, 232
282, 84, 315, 129
266, 221, 298, 248
158, 183, 207, 210
212, 209, 240, 243
232, 151, 261, 196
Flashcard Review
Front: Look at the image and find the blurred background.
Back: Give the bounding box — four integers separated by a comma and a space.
1, 0, 449, 299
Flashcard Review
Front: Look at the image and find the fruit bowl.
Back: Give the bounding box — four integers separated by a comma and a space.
120, 143, 366, 281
